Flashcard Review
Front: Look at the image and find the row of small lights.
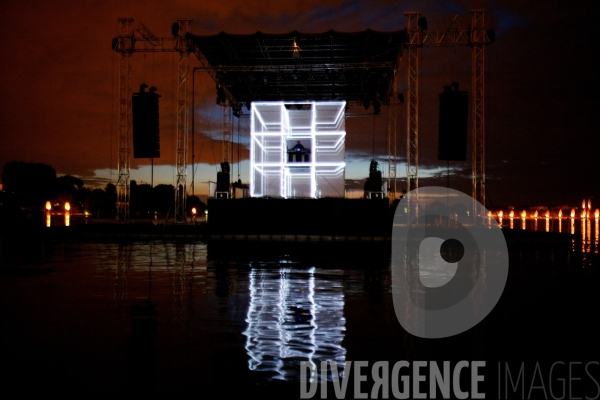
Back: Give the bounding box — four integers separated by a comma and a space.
492, 200, 599, 221
46, 202, 207, 219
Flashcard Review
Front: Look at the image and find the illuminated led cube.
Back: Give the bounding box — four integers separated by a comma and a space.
250, 101, 346, 198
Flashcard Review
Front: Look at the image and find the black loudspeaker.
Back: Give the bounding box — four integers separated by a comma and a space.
438, 82, 468, 161
216, 171, 230, 192
132, 84, 161, 159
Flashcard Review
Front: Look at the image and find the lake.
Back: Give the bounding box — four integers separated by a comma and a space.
0, 233, 599, 398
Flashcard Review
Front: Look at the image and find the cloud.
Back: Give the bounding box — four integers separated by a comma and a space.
0, 0, 598, 205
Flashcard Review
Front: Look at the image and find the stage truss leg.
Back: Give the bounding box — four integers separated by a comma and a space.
405, 12, 420, 194
117, 18, 133, 222
471, 10, 486, 210
175, 19, 191, 223
222, 104, 231, 165
387, 73, 398, 202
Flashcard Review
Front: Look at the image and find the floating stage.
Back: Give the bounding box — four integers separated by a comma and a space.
207, 197, 392, 238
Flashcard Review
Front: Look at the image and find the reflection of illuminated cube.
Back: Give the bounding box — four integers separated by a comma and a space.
243, 267, 346, 380
250, 101, 346, 198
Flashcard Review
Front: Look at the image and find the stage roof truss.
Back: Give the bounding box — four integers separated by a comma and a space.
186, 30, 406, 105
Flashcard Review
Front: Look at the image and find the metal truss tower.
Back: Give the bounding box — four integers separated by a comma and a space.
116, 18, 134, 222
471, 10, 486, 208
222, 104, 232, 165
113, 18, 192, 222
174, 19, 192, 223
387, 71, 399, 201
405, 12, 420, 194
404, 10, 492, 209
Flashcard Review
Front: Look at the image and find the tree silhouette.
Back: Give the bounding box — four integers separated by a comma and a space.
1, 161, 56, 208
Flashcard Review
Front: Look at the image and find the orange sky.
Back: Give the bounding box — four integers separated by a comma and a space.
1, 0, 598, 205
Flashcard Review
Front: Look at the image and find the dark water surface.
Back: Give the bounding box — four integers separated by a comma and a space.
1, 238, 599, 399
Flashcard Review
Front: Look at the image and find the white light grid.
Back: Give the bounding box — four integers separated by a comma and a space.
250, 101, 346, 198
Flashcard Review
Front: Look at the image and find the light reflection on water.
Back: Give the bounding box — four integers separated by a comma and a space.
499, 217, 599, 254
1, 235, 598, 395
243, 267, 346, 381
36, 241, 349, 383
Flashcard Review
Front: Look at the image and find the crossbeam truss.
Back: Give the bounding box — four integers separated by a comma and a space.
114, 19, 194, 222
114, 18, 243, 222
403, 10, 492, 210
